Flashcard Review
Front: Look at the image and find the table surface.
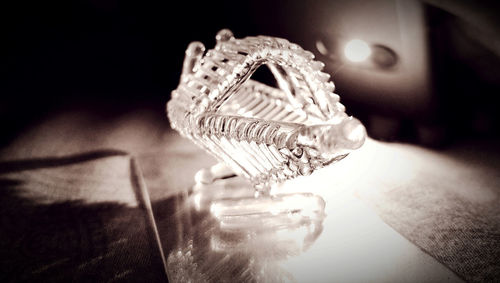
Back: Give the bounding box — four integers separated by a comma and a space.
1, 102, 498, 282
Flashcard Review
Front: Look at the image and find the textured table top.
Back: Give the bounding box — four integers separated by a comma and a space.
1, 102, 498, 282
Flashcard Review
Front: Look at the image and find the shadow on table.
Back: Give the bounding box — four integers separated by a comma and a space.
0, 151, 167, 283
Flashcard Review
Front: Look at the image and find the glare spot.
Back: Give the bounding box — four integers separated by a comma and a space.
344, 39, 371, 62
315, 40, 329, 56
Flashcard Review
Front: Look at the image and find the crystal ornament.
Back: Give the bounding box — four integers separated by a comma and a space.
167, 29, 366, 192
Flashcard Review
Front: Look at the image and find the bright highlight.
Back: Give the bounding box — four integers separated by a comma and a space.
344, 39, 371, 62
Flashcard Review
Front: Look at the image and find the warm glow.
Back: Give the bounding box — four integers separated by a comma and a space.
315, 40, 329, 56
344, 39, 371, 62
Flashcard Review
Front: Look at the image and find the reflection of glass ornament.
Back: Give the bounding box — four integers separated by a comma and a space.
209, 193, 325, 257
167, 29, 366, 192
166, 240, 208, 283
167, 191, 325, 283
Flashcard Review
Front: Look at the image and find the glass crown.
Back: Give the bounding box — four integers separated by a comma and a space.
167, 29, 366, 191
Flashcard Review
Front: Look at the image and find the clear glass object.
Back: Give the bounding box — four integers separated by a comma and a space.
167, 29, 366, 192
167, 178, 326, 283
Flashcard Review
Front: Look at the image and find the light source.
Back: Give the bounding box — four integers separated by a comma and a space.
344, 39, 372, 62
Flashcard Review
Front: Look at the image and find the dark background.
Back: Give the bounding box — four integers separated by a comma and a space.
1, 0, 303, 144
2, 0, 500, 146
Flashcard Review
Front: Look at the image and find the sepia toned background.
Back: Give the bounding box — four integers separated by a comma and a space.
1, 0, 499, 282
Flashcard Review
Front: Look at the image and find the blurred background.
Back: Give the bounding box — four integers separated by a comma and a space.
2, 0, 500, 147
